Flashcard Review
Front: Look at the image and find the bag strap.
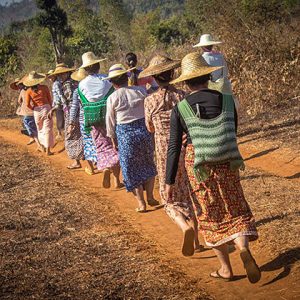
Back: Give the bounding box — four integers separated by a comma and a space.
177, 99, 196, 122
78, 87, 89, 104
222, 94, 235, 112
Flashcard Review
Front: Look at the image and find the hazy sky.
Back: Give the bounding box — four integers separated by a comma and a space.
0, 0, 23, 6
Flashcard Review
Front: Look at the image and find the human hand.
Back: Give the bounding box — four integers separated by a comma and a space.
67, 124, 75, 134
47, 110, 53, 120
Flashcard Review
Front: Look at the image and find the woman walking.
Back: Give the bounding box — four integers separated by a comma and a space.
11, 76, 40, 147
166, 52, 260, 283
24, 71, 54, 155
141, 55, 203, 256
70, 68, 98, 175
106, 63, 158, 212
78, 52, 121, 188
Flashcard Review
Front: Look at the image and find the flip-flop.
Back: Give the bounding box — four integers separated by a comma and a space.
136, 207, 147, 213
147, 199, 160, 206
194, 245, 206, 253
85, 167, 94, 175
67, 165, 82, 170
102, 169, 111, 189
240, 248, 261, 284
182, 227, 195, 257
210, 270, 233, 282
27, 140, 35, 145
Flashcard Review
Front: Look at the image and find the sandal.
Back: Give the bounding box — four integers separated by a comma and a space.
147, 199, 160, 206
102, 169, 111, 189
136, 207, 147, 213
194, 245, 206, 253
67, 164, 82, 170
182, 227, 195, 257
210, 270, 233, 282
85, 167, 94, 175
240, 248, 261, 284
27, 139, 35, 145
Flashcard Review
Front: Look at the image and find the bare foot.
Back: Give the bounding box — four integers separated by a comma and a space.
147, 198, 160, 206
27, 138, 35, 145
210, 269, 233, 281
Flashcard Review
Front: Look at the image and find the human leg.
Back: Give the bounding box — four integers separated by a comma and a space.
234, 236, 261, 283
210, 244, 233, 280
111, 165, 122, 188
132, 185, 146, 212
144, 176, 159, 206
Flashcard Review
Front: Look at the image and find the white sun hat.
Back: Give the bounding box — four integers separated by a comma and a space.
193, 34, 222, 48
80, 51, 107, 69
104, 64, 135, 80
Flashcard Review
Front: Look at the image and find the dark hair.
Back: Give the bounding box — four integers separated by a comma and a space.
153, 70, 174, 85
125, 52, 137, 67
85, 62, 100, 74
185, 74, 211, 88
32, 85, 39, 92
110, 73, 128, 86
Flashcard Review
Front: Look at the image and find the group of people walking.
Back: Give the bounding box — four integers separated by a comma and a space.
10, 34, 260, 284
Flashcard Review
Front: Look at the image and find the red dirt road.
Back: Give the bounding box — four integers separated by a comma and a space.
0, 124, 299, 300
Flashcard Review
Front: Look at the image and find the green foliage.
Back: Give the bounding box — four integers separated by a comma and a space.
0, 35, 19, 85
35, 0, 72, 62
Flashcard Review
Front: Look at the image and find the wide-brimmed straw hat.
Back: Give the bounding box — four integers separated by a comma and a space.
71, 68, 88, 82
47, 69, 54, 76
23, 71, 46, 87
139, 55, 180, 78
9, 78, 21, 90
193, 34, 222, 48
104, 64, 135, 80
80, 51, 107, 69
50, 63, 75, 76
170, 52, 223, 85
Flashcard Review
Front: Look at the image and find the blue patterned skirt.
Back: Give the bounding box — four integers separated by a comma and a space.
79, 109, 97, 163
23, 116, 37, 137
116, 118, 157, 192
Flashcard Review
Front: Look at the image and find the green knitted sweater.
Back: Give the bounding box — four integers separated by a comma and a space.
178, 93, 244, 182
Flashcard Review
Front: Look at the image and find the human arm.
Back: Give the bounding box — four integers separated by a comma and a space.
146, 77, 159, 94
105, 95, 117, 140
25, 89, 34, 111
144, 98, 155, 133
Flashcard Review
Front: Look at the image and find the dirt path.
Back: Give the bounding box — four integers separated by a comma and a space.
0, 124, 299, 300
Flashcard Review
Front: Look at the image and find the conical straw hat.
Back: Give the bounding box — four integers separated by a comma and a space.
139, 55, 180, 78
80, 51, 107, 69
9, 77, 21, 90
51, 63, 75, 76
23, 71, 46, 87
170, 52, 223, 85
193, 34, 222, 48
71, 68, 88, 82
104, 64, 135, 80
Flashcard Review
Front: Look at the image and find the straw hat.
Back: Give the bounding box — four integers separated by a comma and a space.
51, 63, 75, 76
193, 34, 222, 48
9, 78, 21, 90
105, 64, 135, 80
139, 55, 180, 78
23, 71, 46, 87
80, 51, 107, 69
170, 52, 223, 85
47, 69, 54, 76
71, 68, 88, 82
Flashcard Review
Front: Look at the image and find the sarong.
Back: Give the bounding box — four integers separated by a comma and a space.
33, 104, 55, 148
116, 118, 157, 192
185, 144, 258, 247
79, 110, 97, 163
64, 111, 84, 160
23, 116, 37, 137
91, 125, 119, 170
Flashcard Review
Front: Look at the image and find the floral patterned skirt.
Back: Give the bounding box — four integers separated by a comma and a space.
91, 125, 119, 171
64, 111, 84, 160
185, 144, 258, 247
116, 118, 157, 192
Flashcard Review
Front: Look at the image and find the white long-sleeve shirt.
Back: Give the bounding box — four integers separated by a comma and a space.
79, 74, 112, 102
202, 51, 229, 82
106, 86, 147, 138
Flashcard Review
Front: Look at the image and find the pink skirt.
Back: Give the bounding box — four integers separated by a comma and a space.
33, 104, 55, 148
